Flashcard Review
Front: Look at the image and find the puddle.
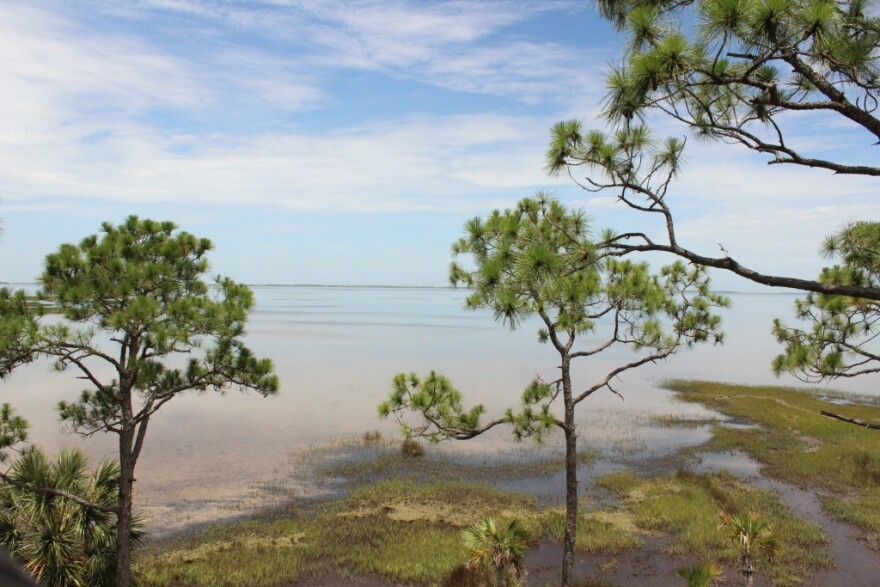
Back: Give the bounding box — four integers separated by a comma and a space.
687, 450, 764, 478
527, 537, 773, 587
751, 476, 880, 587
685, 449, 880, 586
493, 461, 627, 505
719, 421, 762, 430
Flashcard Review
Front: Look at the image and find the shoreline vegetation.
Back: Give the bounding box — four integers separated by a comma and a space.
135, 381, 880, 586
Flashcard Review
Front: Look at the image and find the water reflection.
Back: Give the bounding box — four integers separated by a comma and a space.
0, 286, 876, 535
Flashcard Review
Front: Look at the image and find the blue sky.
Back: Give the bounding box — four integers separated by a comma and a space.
0, 0, 875, 288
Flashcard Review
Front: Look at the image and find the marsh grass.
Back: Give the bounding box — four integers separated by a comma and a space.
261, 407, 678, 510
362, 430, 382, 444
536, 509, 641, 554
138, 382, 870, 586
649, 414, 719, 428
305, 438, 600, 490
821, 488, 880, 543
666, 380, 880, 533
137, 477, 647, 587
401, 436, 426, 458
595, 469, 830, 586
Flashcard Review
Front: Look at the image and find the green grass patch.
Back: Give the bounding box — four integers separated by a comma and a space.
594, 469, 831, 587
666, 380, 880, 533
137, 517, 312, 587
594, 470, 643, 497
311, 439, 597, 488
137, 478, 639, 587
535, 509, 641, 554
821, 487, 880, 546
649, 414, 720, 428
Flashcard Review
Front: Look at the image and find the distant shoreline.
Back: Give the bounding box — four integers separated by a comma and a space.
1, 281, 802, 295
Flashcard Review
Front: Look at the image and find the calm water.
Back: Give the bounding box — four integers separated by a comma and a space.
1, 286, 876, 534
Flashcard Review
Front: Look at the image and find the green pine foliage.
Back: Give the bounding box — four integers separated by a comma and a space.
380, 195, 728, 585
0, 216, 279, 587
773, 221, 880, 380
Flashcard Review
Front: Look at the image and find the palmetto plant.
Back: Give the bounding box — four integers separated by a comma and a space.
676, 561, 723, 587
462, 517, 530, 587
0, 448, 142, 587
718, 511, 780, 586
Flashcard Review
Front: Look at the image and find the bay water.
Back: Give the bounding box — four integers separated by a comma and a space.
1, 286, 875, 534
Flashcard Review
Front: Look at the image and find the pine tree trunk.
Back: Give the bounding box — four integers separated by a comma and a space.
561, 423, 577, 586
561, 355, 576, 587
115, 428, 135, 587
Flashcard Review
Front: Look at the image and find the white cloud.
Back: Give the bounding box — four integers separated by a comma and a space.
207, 47, 325, 111
4, 0, 870, 274
674, 142, 876, 206
0, 4, 205, 128
0, 1, 605, 213
581, 196, 620, 209
96, 0, 599, 104
1, 112, 556, 211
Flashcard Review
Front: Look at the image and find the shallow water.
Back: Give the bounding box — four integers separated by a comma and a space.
691, 450, 880, 586
0, 286, 876, 535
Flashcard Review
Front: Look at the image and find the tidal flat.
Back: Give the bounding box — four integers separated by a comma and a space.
6, 287, 860, 537
3, 287, 879, 583
135, 381, 880, 587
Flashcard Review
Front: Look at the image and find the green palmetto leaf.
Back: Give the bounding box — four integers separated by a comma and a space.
462, 517, 530, 583
0, 447, 141, 587
718, 510, 780, 581
676, 561, 723, 587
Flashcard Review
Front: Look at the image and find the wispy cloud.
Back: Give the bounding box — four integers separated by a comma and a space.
2, 112, 556, 211
99, 0, 597, 103
1, 1, 600, 211
1, 3, 205, 127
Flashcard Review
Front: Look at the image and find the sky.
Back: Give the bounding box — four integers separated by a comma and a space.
0, 0, 876, 289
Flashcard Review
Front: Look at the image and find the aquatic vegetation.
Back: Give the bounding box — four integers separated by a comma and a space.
595, 469, 829, 586
718, 511, 779, 587
675, 562, 722, 587
462, 517, 530, 587
667, 380, 880, 534
136, 479, 643, 586
401, 436, 426, 458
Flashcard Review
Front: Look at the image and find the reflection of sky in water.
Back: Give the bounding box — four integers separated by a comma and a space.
1, 287, 877, 533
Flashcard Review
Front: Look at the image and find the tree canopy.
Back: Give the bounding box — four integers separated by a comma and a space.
546, 0, 879, 301
545, 0, 880, 404
773, 221, 880, 380
0, 216, 279, 587
380, 195, 728, 586
598, 0, 879, 176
